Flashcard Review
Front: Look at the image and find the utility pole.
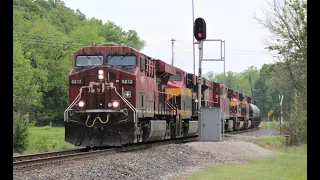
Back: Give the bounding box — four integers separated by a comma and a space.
170, 38, 176, 66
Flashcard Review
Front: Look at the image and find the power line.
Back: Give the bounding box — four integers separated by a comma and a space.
15, 33, 275, 61
14, 32, 272, 54
170, 39, 272, 54
18, 40, 83, 47
13, 31, 84, 40
174, 47, 271, 54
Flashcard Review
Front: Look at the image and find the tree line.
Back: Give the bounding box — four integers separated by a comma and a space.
205, 0, 307, 145
204, 64, 291, 122
13, 0, 145, 152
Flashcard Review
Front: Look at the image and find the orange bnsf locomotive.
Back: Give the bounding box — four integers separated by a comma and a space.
64, 43, 261, 147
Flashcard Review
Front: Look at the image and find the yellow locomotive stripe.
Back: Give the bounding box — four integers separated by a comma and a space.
165, 88, 192, 97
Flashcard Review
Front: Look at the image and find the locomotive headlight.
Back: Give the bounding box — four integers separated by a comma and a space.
112, 101, 119, 108
98, 70, 104, 75
79, 101, 85, 107
98, 74, 104, 79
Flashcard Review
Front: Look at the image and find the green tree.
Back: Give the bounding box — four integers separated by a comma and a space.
240, 66, 260, 96
253, 64, 276, 120
13, 35, 40, 153
13, 0, 146, 127
255, 0, 307, 145
122, 30, 146, 50
204, 66, 259, 97
13, 35, 41, 115
69, 25, 105, 46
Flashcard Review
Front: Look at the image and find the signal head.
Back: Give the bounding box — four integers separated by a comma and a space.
194, 17, 207, 41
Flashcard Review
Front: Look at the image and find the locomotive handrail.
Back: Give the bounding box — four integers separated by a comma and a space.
113, 87, 136, 113
166, 101, 176, 111
64, 86, 87, 122
155, 90, 177, 96
112, 86, 137, 125
166, 101, 175, 110
166, 101, 180, 116
201, 95, 220, 104
157, 91, 177, 110
155, 91, 179, 115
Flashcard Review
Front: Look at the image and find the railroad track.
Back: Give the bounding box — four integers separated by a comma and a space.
13, 127, 260, 169
13, 136, 197, 169
225, 127, 260, 134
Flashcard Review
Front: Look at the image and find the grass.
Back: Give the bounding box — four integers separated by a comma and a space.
13, 126, 79, 156
188, 136, 307, 180
259, 120, 286, 131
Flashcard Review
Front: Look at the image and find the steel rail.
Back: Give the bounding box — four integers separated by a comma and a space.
13, 148, 88, 162
13, 136, 198, 169
13, 127, 261, 169
225, 127, 260, 134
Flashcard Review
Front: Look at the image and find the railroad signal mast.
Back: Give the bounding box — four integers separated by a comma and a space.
193, 17, 226, 140
194, 17, 207, 112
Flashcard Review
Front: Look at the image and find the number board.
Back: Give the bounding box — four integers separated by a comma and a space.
70, 79, 83, 85
121, 79, 134, 85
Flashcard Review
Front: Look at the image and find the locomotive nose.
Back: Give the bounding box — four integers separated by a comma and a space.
82, 68, 122, 110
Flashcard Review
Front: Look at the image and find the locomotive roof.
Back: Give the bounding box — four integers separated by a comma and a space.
74, 44, 252, 98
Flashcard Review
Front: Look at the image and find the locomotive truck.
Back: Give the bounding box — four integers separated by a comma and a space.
64, 43, 261, 147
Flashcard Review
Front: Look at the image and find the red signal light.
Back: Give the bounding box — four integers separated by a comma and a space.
194, 17, 206, 41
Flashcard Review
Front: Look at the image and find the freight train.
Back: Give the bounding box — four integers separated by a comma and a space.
64, 43, 261, 147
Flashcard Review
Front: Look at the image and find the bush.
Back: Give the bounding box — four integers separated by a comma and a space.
254, 136, 286, 149
51, 140, 60, 149
259, 120, 284, 131
34, 136, 49, 152
13, 112, 33, 153
283, 94, 307, 146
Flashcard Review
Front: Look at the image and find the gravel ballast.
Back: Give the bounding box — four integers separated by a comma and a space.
163, 141, 274, 180
13, 137, 274, 180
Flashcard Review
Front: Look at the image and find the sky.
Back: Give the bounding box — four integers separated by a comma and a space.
64, 0, 275, 74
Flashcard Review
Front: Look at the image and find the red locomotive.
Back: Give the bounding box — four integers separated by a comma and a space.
64, 43, 261, 147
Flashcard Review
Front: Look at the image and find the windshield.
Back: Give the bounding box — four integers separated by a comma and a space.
169, 72, 181, 81
107, 55, 137, 66
76, 55, 103, 66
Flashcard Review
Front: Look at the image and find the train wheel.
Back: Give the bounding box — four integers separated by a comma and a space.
244, 120, 252, 129
234, 120, 244, 131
